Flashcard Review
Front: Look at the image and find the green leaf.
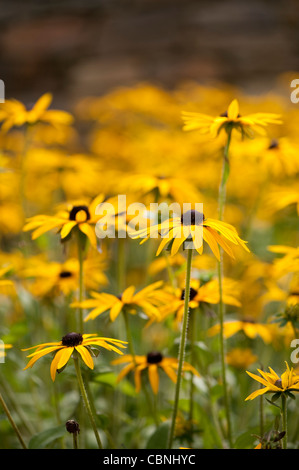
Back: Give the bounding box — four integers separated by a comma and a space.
146, 421, 170, 449
93, 372, 136, 397
234, 427, 260, 449
286, 391, 296, 400
28, 424, 66, 449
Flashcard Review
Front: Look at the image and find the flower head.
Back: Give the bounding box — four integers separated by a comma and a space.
150, 277, 241, 325
245, 362, 299, 401
182, 99, 282, 138
22, 333, 127, 381
111, 351, 200, 394
208, 318, 274, 344
131, 209, 249, 259
23, 195, 105, 249
0, 93, 73, 133
72, 281, 170, 322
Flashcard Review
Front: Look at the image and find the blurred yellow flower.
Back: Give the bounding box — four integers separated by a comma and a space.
111, 351, 200, 395
0, 93, 73, 133
23, 194, 105, 248
226, 348, 257, 369
182, 99, 282, 138
152, 277, 240, 324
20, 255, 108, 298
72, 281, 170, 322
208, 318, 273, 343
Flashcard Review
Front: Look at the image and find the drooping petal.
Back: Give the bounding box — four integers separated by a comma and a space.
227, 99, 239, 120
50, 347, 74, 381
245, 386, 269, 401
148, 364, 159, 394
79, 223, 97, 248
75, 345, 94, 369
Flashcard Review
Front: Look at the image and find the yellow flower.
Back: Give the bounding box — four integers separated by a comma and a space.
20, 255, 108, 298
23, 194, 105, 249
266, 183, 299, 215
22, 332, 127, 382
0, 266, 15, 295
152, 278, 241, 324
72, 281, 169, 322
208, 318, 273, 343
182, 99, 282, 138
226, 348, 257, 369
131, 209, 249, 259
268, 245, 299, 277
0, 93, 73, 133
245, 362, 299, 401
111, 351, 200, 394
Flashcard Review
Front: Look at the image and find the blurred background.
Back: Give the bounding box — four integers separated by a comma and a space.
1, 0, 299, 107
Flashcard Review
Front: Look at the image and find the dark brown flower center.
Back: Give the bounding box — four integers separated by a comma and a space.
65, 420, 80, 434
220, 111, 241, 118
61, 332, 83, 347
147, 351, 163, 364
274, 379, 282, 389
180, 210, 205, 226
180, 287, 198, 301
268, 139, 279, 150
59, 270, 73, 279
69, 205, 90, 221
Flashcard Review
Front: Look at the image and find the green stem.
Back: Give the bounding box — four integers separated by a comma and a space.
73, 356, 103, 449
123, 309, 136, 365
77, 235, 85, 334
168, 247, 193, 449
259, 393, 264, 440
163, 251, 176, 289
0, 378, 34, 436
188, 310, 196, 429
73, 433, 79, 449
217, 129, 233, 448
0, 391, 27, 449
281, 394, 288, 449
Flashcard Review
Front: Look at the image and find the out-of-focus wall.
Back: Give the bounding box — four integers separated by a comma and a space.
1, 0, 299, 105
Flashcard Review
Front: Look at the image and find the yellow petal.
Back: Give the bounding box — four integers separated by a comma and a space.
75, 345, 94, 369
227, 99, 239, 120
148, 364, 159, 394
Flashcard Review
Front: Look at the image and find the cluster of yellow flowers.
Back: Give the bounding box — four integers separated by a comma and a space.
0, 80, 298, 449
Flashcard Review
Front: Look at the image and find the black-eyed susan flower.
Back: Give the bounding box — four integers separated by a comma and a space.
245, 362, 299, 401
72, 281, 170, 322
150, 277, 241, 325
0, 93, 73, 133
208, 318, 274, 344
111, 351, 200, 395
226, 347, 257, 370
131, 209, 249, 259
22, 332, 127, 381
23, 194, 105, 249
20, 254, 108, 298
182, 99, 282, 138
